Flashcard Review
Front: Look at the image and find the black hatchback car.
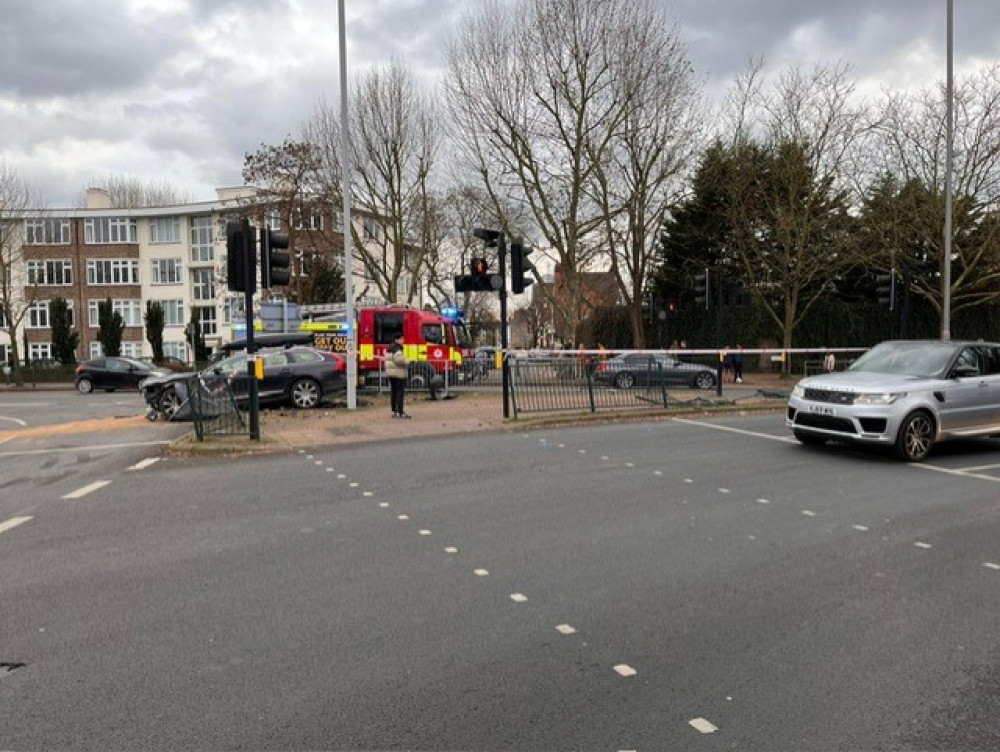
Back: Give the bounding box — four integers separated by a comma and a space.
75, 357, 170, 394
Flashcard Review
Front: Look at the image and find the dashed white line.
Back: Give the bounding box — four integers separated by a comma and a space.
419, 529, 432, 536
62, 480, 112, 499
127, 457, 160, 471
397, 514, 410, 521
801, 510, 817, 517
914, 541, 933, 549
689, 717, 718, 734
474, 568, 490, 576
852, 525, 869, 532
555, 624, 576, 635
445, 546, 459, 554
0, 516, 33, 534
756, 498, 770, 504
509, 593, 527, 602
614, 664, 637, 677
718, 488, 730, 494
983, 562, 1000, 570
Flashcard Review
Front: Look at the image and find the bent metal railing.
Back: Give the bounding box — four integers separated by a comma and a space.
176, 374, 248, 440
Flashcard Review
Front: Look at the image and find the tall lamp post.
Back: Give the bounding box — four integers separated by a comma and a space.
338, 0, 357, 407
942, 0, 953, 341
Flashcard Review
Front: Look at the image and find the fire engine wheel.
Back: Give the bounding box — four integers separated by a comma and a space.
290, 378, 322, 409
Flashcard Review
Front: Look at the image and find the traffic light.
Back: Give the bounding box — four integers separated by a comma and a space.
694, 269, 710, 308
877, 271, 896, 309
666, 299, 678, 320
454, 257, 503, 293
226, 219, 256, 294
510, 238, 535, 294
261, 226, 290, 288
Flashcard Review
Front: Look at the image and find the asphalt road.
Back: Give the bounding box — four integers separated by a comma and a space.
2, 413, 1000, 750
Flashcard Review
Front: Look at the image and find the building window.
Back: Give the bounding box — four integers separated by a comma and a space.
191, 268, 215, 301
0, 307, 6, 327
363, 217, 382, 241
25, 219, 71, 245
89, 341, 103, 359
87, 259, 140, 285
163, 341, 187, 362
195, 306, 217, 336
29, 343, 53, 361
120, 341, 143, 358
27, 260, 73, 285
27, 301, 50, 329
85, 217, 138, 244
295, 210, 324, 231
88, 299, 142, 327
190, 216, 214, 262
266, 211, 281, 231
159, 299, 185, 326
151, 258, 183, 285
149, 217, 181, 244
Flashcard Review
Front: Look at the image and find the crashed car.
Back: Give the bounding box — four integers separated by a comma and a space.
143, 346, 347, 419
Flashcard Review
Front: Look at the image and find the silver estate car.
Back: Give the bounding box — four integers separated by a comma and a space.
786, 340, 1000, 462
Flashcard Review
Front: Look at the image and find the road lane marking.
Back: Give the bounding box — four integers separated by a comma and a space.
127, 458, 160, 471
0, 416, 28, 426
614, 664, 636, 677
445, 547, 459, 554
419, 529, 432, 536
0, 440, 173, 458
397, 514, 410, 521
0, 516, 33, 534
852, 525, 869, 532
673, 416, 797, 442
802, 510, 817, 517
983, 562, 1000, 570
756, 498, 770, 504
509, 593, 527, 602
555, 624, 576, 635
689, 717, 719, 734
474, 568, 489, 576
914, 541, 932, 549
62, 480, 112, 499
718, 488, 730, 494
913, 463, 1000, 483
379, 502, 390, 508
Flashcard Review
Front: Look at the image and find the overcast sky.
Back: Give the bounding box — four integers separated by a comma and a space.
2, 0, 995, 208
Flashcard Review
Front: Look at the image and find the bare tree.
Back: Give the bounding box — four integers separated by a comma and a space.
870, 65, 1000, 327
0, 162, 39, 384
587, 0, 702, 347
80, 176, 190, 207
444, 0, 642, 341
306, 59, 441, 306
721, 62, 870, 354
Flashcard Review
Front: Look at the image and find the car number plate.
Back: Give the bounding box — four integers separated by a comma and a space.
808, 404, 836, 416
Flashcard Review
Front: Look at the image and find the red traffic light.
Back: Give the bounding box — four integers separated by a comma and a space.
471, 257, 489, 276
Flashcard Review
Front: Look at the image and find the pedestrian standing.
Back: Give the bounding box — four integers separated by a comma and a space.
824, 350, 836, 372
732, 344, 744, 383
386, 333, 410, 418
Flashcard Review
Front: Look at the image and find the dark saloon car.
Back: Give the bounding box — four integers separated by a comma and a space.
76, 357, 171, 394
593, 352, 717, 390
143, 346, 347, 417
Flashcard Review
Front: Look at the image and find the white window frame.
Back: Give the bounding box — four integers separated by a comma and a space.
29, 343, 54, 361
190, 216, 214, 262
151, 258, 183, 285
195, 306, 217, 336
120, 341, 143, 358
85, 217, 138, 244
149, 217, 182, 244
27, 259, 73, 285
163, 341, 187, 362
87, 299, 142, 327
191, 268, 215, 301
159, 300, 185, 326
27, 301, 50, 329
25, 219, 71, 245
87, 259, 140, 285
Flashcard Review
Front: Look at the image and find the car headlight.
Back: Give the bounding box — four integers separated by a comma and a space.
853, 392, 903, 405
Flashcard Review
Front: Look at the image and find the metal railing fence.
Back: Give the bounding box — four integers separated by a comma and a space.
177, 374, 248, 440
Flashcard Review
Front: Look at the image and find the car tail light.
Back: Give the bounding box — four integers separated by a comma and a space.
76, 364, 85, 374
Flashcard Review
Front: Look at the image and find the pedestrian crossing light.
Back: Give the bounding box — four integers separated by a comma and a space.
694, 269, 710, 308
261, 226, 291, 288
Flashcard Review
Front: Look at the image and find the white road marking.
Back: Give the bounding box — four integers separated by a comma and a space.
852, 525, 869, 532
0, 441, 172, 458
673, 416, 797, 442
326, 467, 334, 472
0, 516, 32, 534
614, 664, 636, 677
314, 460, 322, 466
625, 462, 635, 468
684, 478, 693, 484
914, 541, 932, 549
654, 470, 663, 476
509, 593, 527, 602
802, 510, 817, 517
474, 568, 489, 576
419, 529, 432, 536
718, 488, 730, 494
445, 546, 459, 554
349, 482, 359, 488
555, 624, 576, 635
379, 502, 390, 508
337, 473, 346, 479
756, 498, 770, 504
983, 562, 1000, 570
127, 457, 160, 471
578, 449, 587, 454
913, 463, 1000, 483
397, 514, 410, 521
601, 456, 610, 461
363, 491, 373, 497
689, 717, 719, 734
0, 415, 28, 426
62, 480, 112, 499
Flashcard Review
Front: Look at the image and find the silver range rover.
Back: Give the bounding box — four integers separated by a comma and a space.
786, 340, 1000, 462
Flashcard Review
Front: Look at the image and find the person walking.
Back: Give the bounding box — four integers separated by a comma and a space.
386, 333, 410, 418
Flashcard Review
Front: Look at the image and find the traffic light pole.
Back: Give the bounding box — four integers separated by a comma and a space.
244, 230, 260, 441
499, 235, 511, 420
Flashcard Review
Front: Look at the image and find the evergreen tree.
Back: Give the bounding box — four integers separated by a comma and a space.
97, 299, 124, 357
145, 301, 165, 363
49, 296, 79, 364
